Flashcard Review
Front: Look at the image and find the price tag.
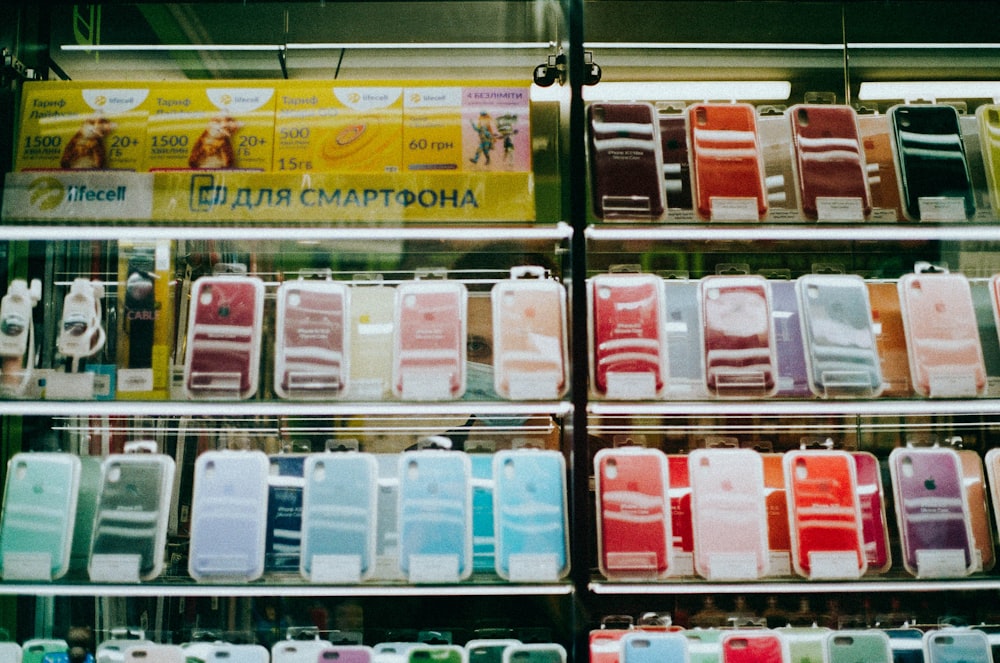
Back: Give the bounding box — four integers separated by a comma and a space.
816, 197, 865, 222
807, 551, 863, 579
915, 549, 969, 578
508, 553, 561, 582
707, 553, 760, 580
710, 197, 760, 221
309, 554, 363, 583
606, 372, 658, 400
2, 552, 53, 581
89, 554, 142, 583
407, 554, 461, 583
918, 197, 968, 221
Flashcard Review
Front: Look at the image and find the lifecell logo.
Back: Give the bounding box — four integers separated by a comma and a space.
28, 177, 65, 211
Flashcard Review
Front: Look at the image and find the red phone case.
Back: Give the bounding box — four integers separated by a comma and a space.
701, 275, 777, 397
784, 450, 866, 578
721, 631, 784, 663
789, 104, 872, 220
184, 276, 264, 399
590, 273, 666, 398
852, 451, 891, 573
687, 102, 768, 220
594, 447, 671, 579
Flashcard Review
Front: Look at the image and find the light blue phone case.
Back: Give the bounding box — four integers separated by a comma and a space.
0, 453, 80, 580
621, 632, 686, 663
397, 450, 471, 581
300, 452, 378, 581
492, 449, 568, 581
924, 630, 992, 663
188, 450, 269, 582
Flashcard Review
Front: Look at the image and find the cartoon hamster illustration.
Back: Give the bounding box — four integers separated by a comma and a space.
60, 114, 116, 169
188, 114, 241, 169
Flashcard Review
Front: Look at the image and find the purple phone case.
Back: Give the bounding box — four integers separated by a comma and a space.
769, 280, 810, 397
891, 448, 972, 574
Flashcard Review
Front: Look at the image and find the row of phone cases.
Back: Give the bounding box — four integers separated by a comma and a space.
589, 267, 996, 400
594, 445, 996, 581
591, 625, 994, 663
184, 266, 567, 401
0, 639, 567, 663
0, 448, 569, 584
588, 100, 989, 223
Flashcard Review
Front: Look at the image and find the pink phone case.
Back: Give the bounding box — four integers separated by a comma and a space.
594, 447, 671, 579
701, 275, 777, 397
687, 102, 768, 220
688, 448, 768, 580
789, 104, 872, 220
783, 449, 866, 578
491, 270, 567, 399
274, 280, 349, 399
589, 273, 667, 398
183, 275, 265, 400
392, 280, 467, 399
852, 451, 891, 573
898, 271, 986, 398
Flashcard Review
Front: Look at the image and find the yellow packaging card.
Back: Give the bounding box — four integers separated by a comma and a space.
403, 84, 532, 173
144, 83, 276, 172
15, 81, 151, 172
274, 83, 403, 173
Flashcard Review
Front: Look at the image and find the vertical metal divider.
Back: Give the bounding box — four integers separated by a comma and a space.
565, 0, 592, 658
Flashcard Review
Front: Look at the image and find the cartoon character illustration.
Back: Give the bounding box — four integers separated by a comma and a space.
60, 114, 116, 169
188, 114, 241, 169
469, 111, 497, 166
496, 113, 519, 164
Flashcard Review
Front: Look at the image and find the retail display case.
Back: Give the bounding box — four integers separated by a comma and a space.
3, 0, 1000, 661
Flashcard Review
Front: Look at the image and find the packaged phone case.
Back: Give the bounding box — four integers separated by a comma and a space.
587, 101, 666, 220
590, 272, 668, 399
659, 111, 693, 210
889, 446, 975, 577
492, 449, 569, 581
977, 103, 1000, 212
783, 449, 866, 579
272, 638, 336, 663
789, 104, 872, 221
397, 450, 472, 582
827, 630, 892, 663
768, 279, 810, 398
620, 631, 686, 663
858, 113, 904, 220
21, 639, 67, 663
958, 449, 995, 572
761, 453, 791, 576
348, 283, 395, 400
886, 628, 926, 663
759, 111, 797, 219
206, 644, 269, 663
688, 448, 768, 580
274, 279, 349, 399
0, 452, 80, 580
898, 269, 986, 398
924, 629, 992, 663
666, 455, 694, 575
470, 452, 496, 574
501, 643, 566, 663
466, 639, 520, 663
188, 450, 269, 582
407, 645, 465, 663
720, 631, 783, 663
683, 629, 722, 663
778, 626, 830, 663
89, 452, 175, 582
852, 451, 892, 574
183, 274, 265, 399
687, 102, 768, 221
590, 628, 631, 663
122, 644, 185, 663
983, 448, 1000, 568
0, 643, 19, 663
701, 275, 778, 397
888, 104, 976, 221
662, 278, 706, 398
265, 453, 305, 572
970, 278, 1000, 396
796, 273, 883, 398
594, 446, 672, 579
491, 267, 568, 400
393, 279, 467, 400
299, 452, 378, 582
315, 646, 373, 663
867, 280, 913, 396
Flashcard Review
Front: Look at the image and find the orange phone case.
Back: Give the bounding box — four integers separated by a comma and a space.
958, 449, 995, 572
866, 281, 913, 397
